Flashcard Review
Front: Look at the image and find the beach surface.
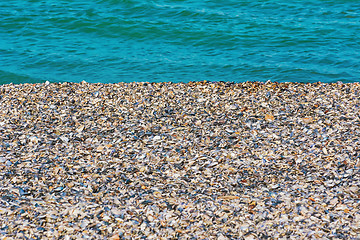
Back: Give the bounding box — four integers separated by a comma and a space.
0, 81, 360, 239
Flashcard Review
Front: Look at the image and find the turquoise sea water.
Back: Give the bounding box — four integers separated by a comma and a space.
1, 0, 360, 84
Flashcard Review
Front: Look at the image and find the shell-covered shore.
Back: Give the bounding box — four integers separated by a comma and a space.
0, 81, 360, 239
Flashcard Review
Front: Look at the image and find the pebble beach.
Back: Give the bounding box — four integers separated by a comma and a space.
0, 81, 360, 239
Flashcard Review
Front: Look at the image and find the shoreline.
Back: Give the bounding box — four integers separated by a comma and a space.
1, 81, 360, 239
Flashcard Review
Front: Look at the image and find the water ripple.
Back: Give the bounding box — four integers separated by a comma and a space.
0, 0, 359, 84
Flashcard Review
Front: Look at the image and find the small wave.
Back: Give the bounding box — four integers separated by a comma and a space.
0, 70, 44, 85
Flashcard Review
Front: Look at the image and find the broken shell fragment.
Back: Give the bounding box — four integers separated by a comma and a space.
0, 81, 359, 239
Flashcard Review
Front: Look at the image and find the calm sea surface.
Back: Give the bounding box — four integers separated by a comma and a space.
1, 0, 360, 84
